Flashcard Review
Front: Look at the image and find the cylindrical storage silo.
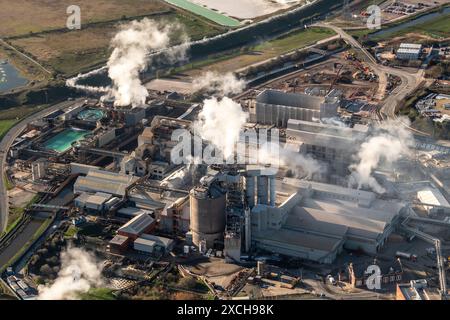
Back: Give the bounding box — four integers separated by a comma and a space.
190, 185, 226, 249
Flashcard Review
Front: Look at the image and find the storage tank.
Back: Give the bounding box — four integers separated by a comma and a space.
190, 184, 227, 249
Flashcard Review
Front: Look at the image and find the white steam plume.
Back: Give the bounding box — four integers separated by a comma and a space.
66, 66, 110, 94
193, 71, 246, 96
258, 142, 324, 179
107, 18, 189, 108
37, 247, 104, 300
349, 118, 414, 193
194, 97, 248, 160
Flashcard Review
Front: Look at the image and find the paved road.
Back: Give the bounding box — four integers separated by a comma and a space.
315, 22, 430, 136
0, 99, 83, 232
0, 38, 52, 75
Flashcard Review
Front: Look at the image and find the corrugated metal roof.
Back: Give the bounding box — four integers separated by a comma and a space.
118, 213, 154, 236
74, 169, 137, 196
418, 188, 450, 207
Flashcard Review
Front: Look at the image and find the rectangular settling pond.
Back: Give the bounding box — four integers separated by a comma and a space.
43, 128, 89, 153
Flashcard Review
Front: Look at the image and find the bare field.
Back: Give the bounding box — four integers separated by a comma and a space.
0, 0, 169, 37
7, 12, 223, 75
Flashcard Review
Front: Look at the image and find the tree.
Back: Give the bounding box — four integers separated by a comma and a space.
39, 264, 53, 276
30, 254, 40, 266
178, 277, 197, 290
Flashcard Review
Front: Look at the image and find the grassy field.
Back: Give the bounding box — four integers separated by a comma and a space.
7, 12, 223, 76
387, 13, 450, 39
0, 0, 169, 37
0, 120, 17, 138
79, 288, 116, 300
64, 225, 79, 239
0, 0, 225, 77
350, 10, 450, 41
180, 27, 336, 76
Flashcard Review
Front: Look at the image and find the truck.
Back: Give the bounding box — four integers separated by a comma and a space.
396, 251, 418, 262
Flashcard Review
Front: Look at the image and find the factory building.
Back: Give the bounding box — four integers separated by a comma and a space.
417, 187, 450, 215
250, 89, 340, 127
117, 212, 156, 240
74, 168, 138, 197
159, 197, 190, 235
286, 119, 369, 177
109, 235, 131, 254
249, 178, 404, 263
134, 233, 174, 254
31, 158, 47, 181
396, 43, 422, 60
116, 207, 154, 220
396, 280, 441, 300
74, 192, 116, 213
189, 177, 227, 248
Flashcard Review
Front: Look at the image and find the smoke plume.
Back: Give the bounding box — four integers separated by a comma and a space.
194, 97, 248, 160
37, 247, 104, 300
66, 66, 110, 94
107, 18, 189, 108
192, 71, 246, 96
349, 118, 414, 193
258, 142, 324, 179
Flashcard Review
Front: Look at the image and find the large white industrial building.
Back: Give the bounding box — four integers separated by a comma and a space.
250, 89, 340, 127
396, 43, 422, 60
250, 178, 404, 263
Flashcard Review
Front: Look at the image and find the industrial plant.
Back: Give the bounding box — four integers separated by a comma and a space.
0, 0, 449, 303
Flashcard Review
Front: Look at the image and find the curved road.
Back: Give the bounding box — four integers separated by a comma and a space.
315, 23, 429, 135
0, 99, 83, 232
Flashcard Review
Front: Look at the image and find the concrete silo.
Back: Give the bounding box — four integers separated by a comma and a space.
190, 184, 227, 249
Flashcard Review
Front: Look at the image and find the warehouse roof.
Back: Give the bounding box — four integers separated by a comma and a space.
283, 178, 376, 207
134, 237, 156, 249
118, 213, 155, 236
255, 227, 344, 253
74, 169, 137, 196
118, 207, 154, 218
417, 188, 450, 208
139, 233, 174, 250
110, 234, 129, 246
287, 206, 387, 241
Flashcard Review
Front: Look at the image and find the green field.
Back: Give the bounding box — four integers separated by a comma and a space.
164, 0, 240, 27
254, 27, 336, 53
392, 13, 450, 39
0, 120, 16, 139
79, 288, 116, 300
350, 11, 450, 41
178, 27, 336, 76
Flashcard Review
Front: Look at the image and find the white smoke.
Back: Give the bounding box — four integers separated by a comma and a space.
66, 66, 110, 94
258, 142, 324, 179
194, 97, 248, 160
37, 247, 104, 300
192, 71, 246, 96
349, 118, 414, 193
67, 0, 319, 95
107, 18, 189, 108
